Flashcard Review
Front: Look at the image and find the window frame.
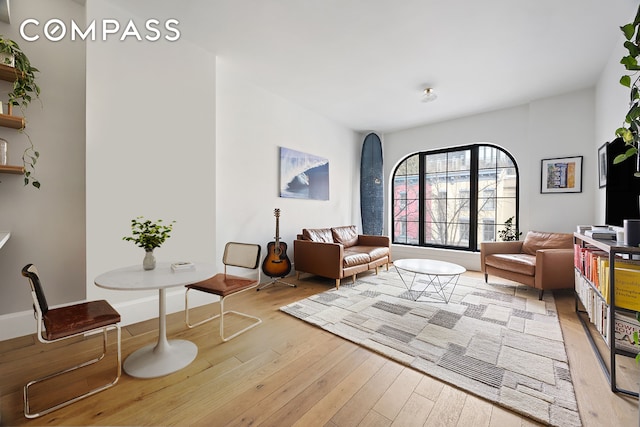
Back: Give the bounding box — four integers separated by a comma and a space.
391, 143, 519, 251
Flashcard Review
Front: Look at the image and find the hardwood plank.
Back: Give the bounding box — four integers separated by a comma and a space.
424, 385, 467, 426
372, 367, 424, 420
292, 353, 387, 426
390, 392, 434, 427
330, 360, 403, 426
195, 332, 350, 426
258, 346, 375, 427
456, 394, 492, 427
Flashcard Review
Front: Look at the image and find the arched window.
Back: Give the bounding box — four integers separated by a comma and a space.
392, 144, 519, 251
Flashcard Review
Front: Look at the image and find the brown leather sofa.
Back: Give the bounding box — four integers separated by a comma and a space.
294, 225, 390, 289
480, 231, 574, 299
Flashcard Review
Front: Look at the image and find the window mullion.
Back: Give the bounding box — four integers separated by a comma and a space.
418, 153, 425, 246
469, 146, 478, 250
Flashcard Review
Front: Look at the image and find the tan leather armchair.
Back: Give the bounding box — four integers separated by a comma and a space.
480, 231, 574, 300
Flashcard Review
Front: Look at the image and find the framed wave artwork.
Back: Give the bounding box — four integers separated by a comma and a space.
279, 147, 329, 200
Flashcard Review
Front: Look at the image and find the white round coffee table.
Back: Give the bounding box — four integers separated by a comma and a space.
394, 258, 466, 303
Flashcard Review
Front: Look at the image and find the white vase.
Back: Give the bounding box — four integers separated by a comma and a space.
143, 250, 156, 270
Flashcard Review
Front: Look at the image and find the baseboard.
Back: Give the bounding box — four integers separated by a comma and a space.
0, 288, 219, 342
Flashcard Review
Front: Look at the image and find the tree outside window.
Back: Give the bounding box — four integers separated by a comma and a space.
392, 144, 518, 251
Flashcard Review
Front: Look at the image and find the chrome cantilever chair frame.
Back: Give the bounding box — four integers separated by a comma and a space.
21, 264, 122, 419
185, 242, 262, 342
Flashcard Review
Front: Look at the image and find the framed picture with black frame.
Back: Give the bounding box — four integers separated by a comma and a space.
598, 142, 607, 188
540, 155, 583, 194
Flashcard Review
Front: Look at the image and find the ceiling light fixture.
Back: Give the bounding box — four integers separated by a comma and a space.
421, 87, 437, 103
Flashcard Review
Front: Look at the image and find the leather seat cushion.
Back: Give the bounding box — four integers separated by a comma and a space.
331, 225, 358, 248
302, 228, 334, 243
343, 250, 371, 267
360, 246, 389, 261
485, 253, 536, 276
186, 274, 257, 298
343, 246, 390, 267
43, 300, 121, 341
521, 231, 573, 255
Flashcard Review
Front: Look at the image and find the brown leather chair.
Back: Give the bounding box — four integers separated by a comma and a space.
480, 231, 574, 300
184, 242, 262, 342
21, 264, 121, 418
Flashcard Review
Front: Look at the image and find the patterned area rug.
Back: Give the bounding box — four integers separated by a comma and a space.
281, 268, 581, 427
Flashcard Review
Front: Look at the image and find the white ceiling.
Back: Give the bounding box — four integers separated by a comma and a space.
124, 0, 639, 133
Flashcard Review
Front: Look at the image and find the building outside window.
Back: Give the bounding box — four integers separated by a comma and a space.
392, 144, 518, 251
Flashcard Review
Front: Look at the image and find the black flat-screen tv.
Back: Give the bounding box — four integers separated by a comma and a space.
606, 137, 640, 226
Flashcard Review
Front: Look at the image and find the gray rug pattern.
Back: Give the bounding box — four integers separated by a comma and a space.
281, 270, 581, 427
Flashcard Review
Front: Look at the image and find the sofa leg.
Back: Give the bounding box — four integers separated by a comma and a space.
352, 274, 356, 284
484, 273, 488, 283
375, 266, 379, 275
538, 290, 544, 300
296, 271, 301, 280
386, 263, 389, 271
335, 279, 340, 289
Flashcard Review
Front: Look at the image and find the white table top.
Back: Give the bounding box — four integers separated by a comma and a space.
94, 262, 217, 291
0, 232, 9, 249
394, 258, 466, 276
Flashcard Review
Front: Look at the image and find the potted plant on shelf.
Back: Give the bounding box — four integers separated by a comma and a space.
497, 216, 521, 241
0, 35, 41, 188
123, 216, 176, 270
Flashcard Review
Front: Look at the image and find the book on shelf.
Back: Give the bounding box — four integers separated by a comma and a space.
614, 311, 640, 355
584, 230, 616, 240
574, 246, 640, 311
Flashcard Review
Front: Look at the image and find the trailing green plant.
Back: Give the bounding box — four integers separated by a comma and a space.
497, 216, 521, 242
0, 35, 41, 188
123, 216, 176, 252
0, 36, 40, 110
614, 5, 640, 175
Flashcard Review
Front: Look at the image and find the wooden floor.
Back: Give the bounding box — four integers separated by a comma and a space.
0, 271, 638, 426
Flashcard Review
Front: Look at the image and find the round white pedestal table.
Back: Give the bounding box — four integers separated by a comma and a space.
95, 262, 216, 378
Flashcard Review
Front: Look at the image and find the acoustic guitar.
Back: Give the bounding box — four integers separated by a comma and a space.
262, 208, 292, 278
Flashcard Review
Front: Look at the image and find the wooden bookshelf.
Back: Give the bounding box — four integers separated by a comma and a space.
574, 231, 640, 398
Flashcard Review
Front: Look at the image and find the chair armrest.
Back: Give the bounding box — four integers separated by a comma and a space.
535, 249, 575, 290
293, 239, 344, 278
358, 235, 390, 247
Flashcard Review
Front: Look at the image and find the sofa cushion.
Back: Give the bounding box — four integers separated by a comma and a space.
347, 245, 389, 261
302, 228, 334, 243
331, 225, 358, 248
521, 231, 573, 255
343, 250, 371, 267
485, 253, 536, 276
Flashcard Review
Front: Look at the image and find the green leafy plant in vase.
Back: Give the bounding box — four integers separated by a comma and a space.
0, 35, 41, 188
123, 216, 175, 270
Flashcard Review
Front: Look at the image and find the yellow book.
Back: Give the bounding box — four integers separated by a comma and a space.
612, 267, 640, 311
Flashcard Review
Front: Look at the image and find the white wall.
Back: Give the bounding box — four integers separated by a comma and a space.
84, 1, 216, 323
384, 89, 596, 270
0, 0, 86, 328
215, 60, 361, 266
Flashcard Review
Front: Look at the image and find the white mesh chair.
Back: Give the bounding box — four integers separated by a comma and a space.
185, 242, 262, 341
21, 264, 122, 419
